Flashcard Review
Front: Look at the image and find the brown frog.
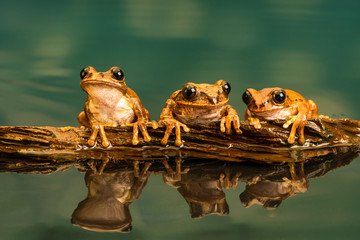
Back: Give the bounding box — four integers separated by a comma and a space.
242, 87, 319, 144
77, 66, 157, 147
158, 80, 242, 146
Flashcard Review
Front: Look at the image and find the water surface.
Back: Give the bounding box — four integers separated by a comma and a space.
1, 0, 360, 239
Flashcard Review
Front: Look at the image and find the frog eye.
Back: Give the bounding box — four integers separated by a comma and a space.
222, 82, 231, 95
242, 90, 252, 105
112, 67, 125, 81
182, 85, 197, 99
272, 90, 286, 104
80, 67, 90, 79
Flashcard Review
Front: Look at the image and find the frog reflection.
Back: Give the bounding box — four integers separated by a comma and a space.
161, 159, 229, 218
71, 160, 151, 232
68, 148, 358, 230
239, 163, 309, 209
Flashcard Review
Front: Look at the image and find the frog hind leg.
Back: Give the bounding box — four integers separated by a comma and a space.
77, 111, 91, 128
307, 100, 318, 118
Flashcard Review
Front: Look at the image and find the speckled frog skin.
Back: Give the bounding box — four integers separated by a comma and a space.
77, 66, 157, 147
158, 80, 242, 146
242, 87, 319, 144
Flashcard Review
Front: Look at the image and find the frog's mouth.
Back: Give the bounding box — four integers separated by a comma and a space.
81, 79, 123, 87
177, 91, 229, 107
176, 100, 228, 107
248, 106, 284, 113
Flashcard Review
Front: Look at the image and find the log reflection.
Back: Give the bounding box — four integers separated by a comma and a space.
67, 147, 359, 232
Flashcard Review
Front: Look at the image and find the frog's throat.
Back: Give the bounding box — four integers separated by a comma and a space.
176, 100, 228, 107
249, 107, 296, 120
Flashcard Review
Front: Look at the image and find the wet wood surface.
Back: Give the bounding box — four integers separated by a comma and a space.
0, 118, 359, 164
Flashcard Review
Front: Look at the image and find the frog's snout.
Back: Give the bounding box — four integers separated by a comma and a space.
204, 94, 218, 104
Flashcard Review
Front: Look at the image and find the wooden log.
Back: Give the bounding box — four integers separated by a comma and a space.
0, 118, 359, 164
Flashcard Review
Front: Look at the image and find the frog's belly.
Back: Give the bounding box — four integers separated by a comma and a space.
87, 98, 136, 125
174, 108, 222, 124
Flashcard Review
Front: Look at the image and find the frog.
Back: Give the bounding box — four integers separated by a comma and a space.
77, 66, 157, 147
242, 87, 319, 145
158, 80, 242, 146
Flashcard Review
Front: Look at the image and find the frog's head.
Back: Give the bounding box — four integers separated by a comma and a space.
242, 87, 291, 112
80, 66, 127, 93
175, 80, 231, 107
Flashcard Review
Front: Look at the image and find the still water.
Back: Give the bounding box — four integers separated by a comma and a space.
1, 0, 360, 239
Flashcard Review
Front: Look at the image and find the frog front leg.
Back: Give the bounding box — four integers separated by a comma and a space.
78, 111, 111, 147
244, 108, 262, 129
162, 158, 189, 183
132, 100, 158, 145
220, 105, 242, 134
158, 98, 190, 146
283, 102, 310, 145
89, 123, 111, 147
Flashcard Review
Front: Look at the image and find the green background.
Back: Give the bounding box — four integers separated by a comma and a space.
1, 0, 360, 239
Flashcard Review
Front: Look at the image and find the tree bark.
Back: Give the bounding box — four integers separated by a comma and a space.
0, 118, 359, 164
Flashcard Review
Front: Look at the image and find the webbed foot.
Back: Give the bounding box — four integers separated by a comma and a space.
131, 120, 158, 145
158, 118, 190, 146
220, 114, 242, 134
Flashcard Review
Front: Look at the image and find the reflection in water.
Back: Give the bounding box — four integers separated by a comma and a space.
68, 148, 359, 232
162, 158, 229, 218
71, 160, 151, 233
240, 163, 309, 209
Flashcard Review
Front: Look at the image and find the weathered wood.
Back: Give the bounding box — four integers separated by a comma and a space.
0, 118, 359, 164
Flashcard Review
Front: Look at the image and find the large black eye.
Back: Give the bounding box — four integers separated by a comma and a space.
80, 67, 90, 79
272, 90, 286, 104
112, 67, 125, 81
242, 90, 251, 105
182, 85, 197, 99
222, 82, 231, 94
